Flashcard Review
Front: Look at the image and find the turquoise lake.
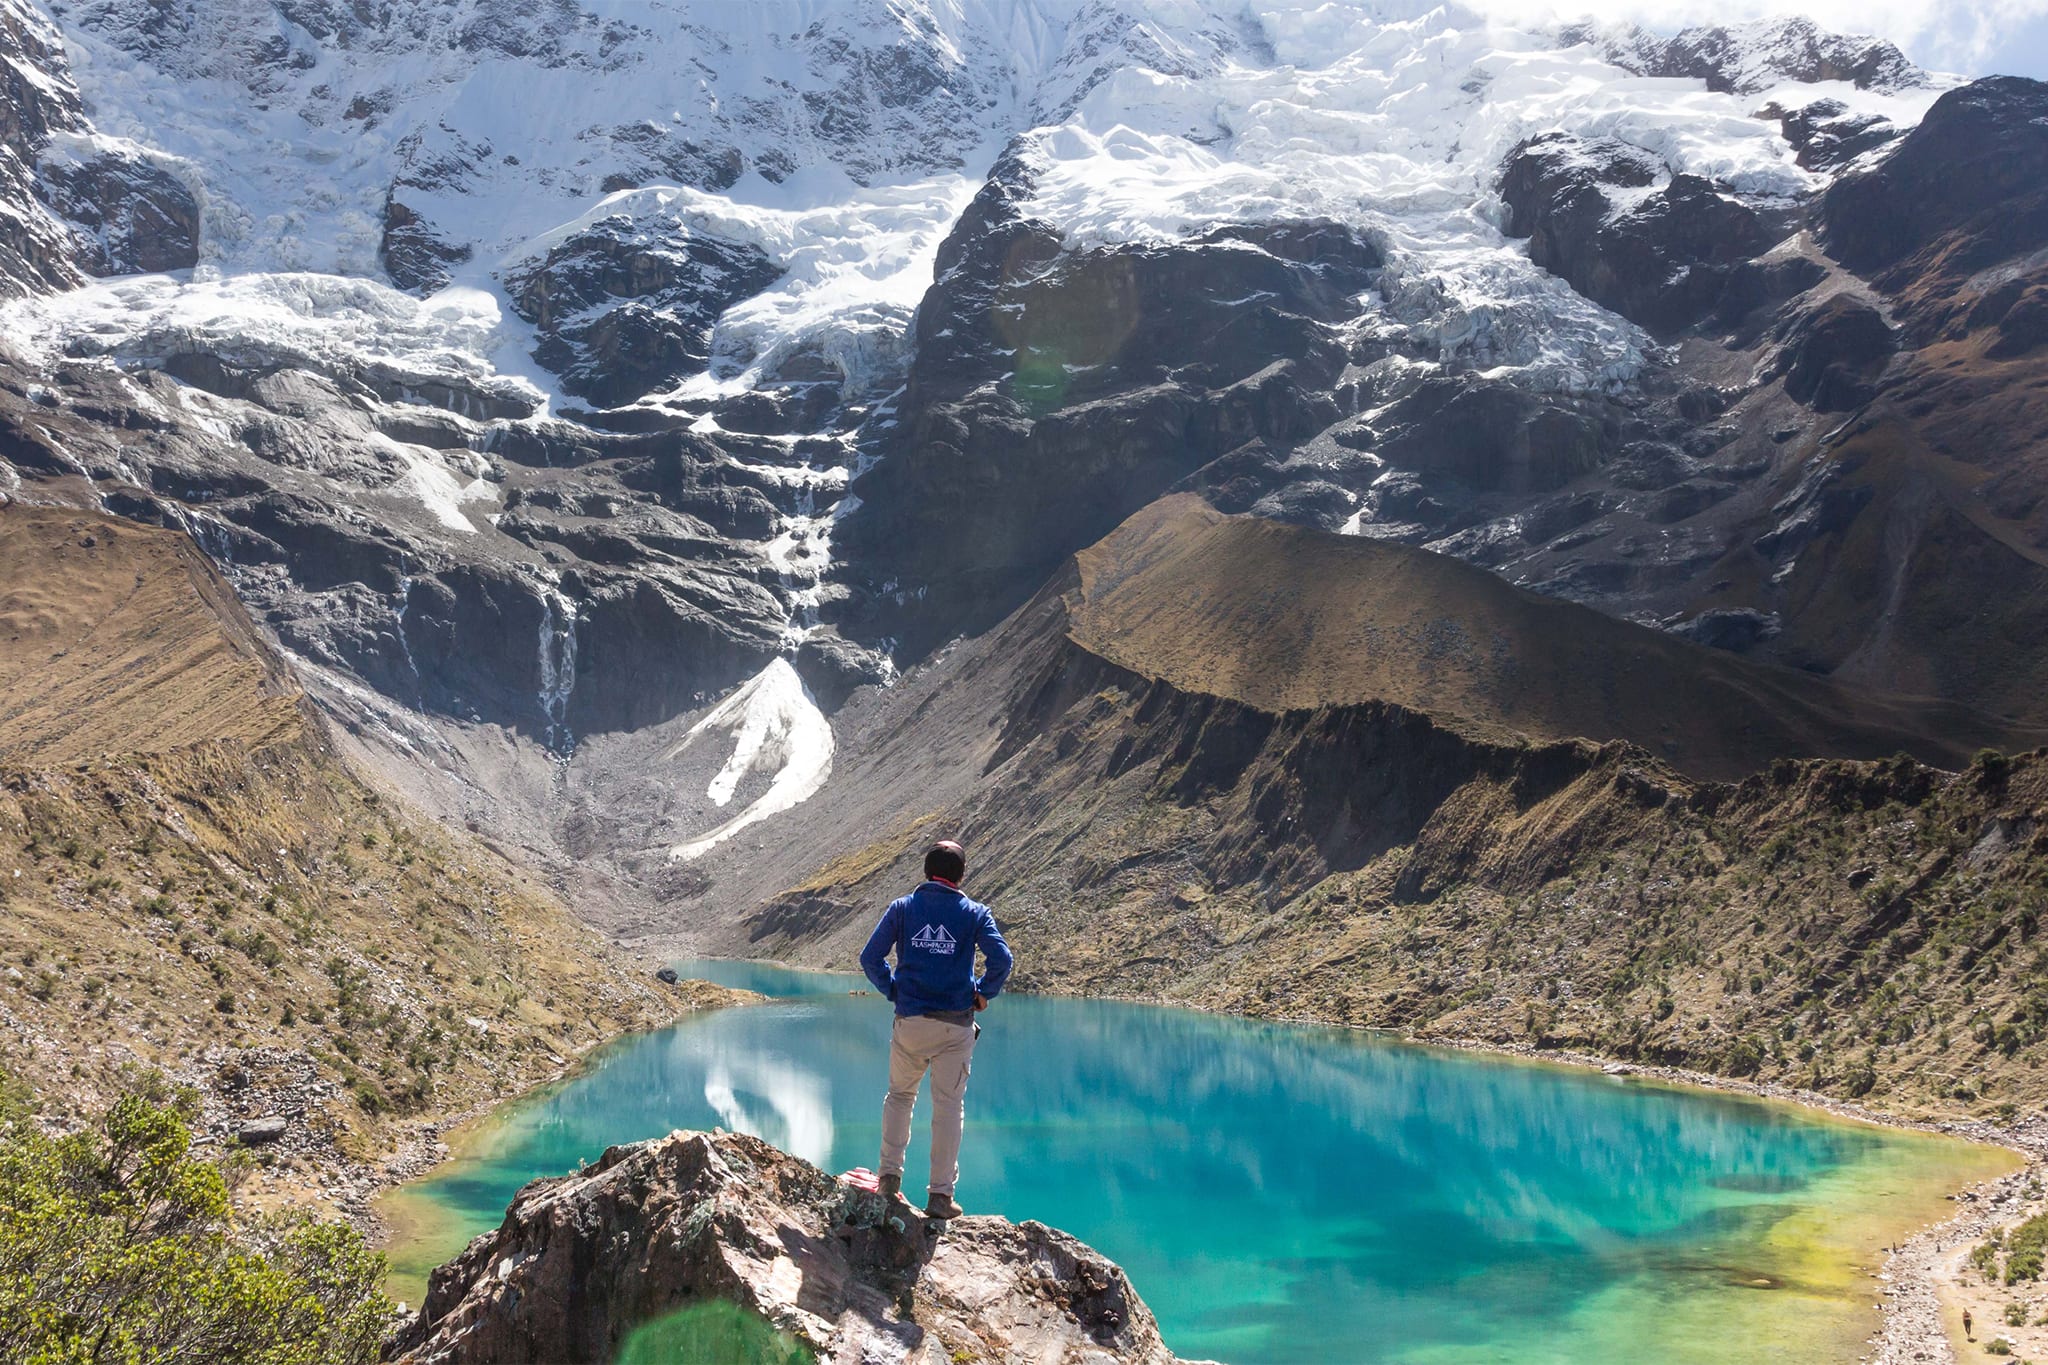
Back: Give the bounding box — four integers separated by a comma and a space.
383, 961, 2010, 1364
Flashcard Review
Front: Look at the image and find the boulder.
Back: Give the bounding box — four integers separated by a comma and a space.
237, 1115, 289, 1146
387, 1130, 1180, 1365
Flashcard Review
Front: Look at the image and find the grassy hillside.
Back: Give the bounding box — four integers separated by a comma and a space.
1069, 495, 2037, 779
0, 504, 703, 1211
743, 498, 2048, 1121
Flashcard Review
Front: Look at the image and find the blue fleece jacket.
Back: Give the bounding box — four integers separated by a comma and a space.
859, 881, 1014, 1017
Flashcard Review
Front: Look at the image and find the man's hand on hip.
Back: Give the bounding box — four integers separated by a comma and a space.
973, 992, 988, 1012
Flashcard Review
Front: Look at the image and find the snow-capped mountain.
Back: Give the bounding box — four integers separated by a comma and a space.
5, 0, 2046, 919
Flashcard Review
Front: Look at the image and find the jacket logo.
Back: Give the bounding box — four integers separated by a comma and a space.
910, 923, 957, 954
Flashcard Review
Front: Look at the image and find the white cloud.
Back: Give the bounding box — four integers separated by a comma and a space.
1460, 0, 2048, 76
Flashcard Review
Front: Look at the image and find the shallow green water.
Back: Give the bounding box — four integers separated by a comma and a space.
385, 962, 2009, 1365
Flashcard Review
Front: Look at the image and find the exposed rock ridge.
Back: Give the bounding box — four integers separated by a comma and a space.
388, 1129, 1182, 1365
0, 0, 199, 295
1056, 495, 2033, 780
1571, 16, 1928, 95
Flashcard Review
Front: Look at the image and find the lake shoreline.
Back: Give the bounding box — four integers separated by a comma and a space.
357, 977, 768, 1309
1038, 985, 2048, 1365
379, 956, 2041, 1362
1400, 1035, 2046, 1365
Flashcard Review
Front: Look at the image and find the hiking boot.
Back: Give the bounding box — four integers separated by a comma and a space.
924, 1192, 964, 1220
878, 1173, 902, 1199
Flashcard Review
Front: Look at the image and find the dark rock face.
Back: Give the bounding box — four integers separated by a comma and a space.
504, 215, 783, 407
0, 349, 820, 747
1366, 376, 1611, 495
1500, 134, 1773, 333
1764, 293, 1897, 411
839, 146, 1384, 653
388, 1130, 1178, 1365
1821, 77, 2048, 276
1667, 608, 1782, 652
380, 198, 472, 294
0, 0, 87, 294
40, 151, 201, 274
1767, 97, 1901, 171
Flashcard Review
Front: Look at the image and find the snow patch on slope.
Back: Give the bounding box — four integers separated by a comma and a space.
0, 271, 546, 407
371, 433, 497, 534
667, 658, 834, 860
505, 175, 979, 403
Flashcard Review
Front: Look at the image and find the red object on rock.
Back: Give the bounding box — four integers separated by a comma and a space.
840, 1167, 882, 1191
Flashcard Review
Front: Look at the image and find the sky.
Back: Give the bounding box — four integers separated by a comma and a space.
1492, 0, 2048, 78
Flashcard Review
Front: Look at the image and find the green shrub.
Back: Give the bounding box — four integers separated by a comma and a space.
2006, 1213, 2048, 1283
0, 1068, 391, 1363
1723, 1037, 1765, 1077
1976, 749, 2013, 787
2007, 1301, 2028, 1327
1975, 1237, 2005, 1277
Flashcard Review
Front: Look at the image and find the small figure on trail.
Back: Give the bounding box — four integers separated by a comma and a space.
859, 839, 1013, 1221
1964, 1307, 1974, 1340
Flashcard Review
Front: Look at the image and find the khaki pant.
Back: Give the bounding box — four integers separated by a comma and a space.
878, 1013, 976, 1196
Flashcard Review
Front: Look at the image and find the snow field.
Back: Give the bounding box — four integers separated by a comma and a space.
667, 658, 835, 861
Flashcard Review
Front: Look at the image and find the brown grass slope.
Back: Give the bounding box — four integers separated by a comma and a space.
0, 503, 693, 1211
0, 505, 300, 760
1070, 495, 2036, 780
735, 496, 2048, 1120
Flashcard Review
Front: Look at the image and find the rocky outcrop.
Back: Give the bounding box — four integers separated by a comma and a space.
39, 148, 200, 274
388, 1130, 1179, 1365
1762, 293, 1898, 411
504, 212, 783, 407
0, 0, 89, 294
1499, 133, 1777, 333
1821, 77, 2048, 279
381, 197, 472, 294
1767, 97, 1903, 172
1578, 17, 1925, 96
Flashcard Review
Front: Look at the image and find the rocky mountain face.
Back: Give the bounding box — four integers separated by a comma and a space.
0, 0, 197, 292
843, 67, 2048, 733
1573, 16, 1929, 95
2, 0, 2048, 1099
390, 1129, 1180, 1365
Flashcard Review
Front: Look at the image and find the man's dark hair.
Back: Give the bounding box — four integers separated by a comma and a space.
924, 840, 966, 883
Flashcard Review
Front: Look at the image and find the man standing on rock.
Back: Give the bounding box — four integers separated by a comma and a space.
859, 839, 1013, 1220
